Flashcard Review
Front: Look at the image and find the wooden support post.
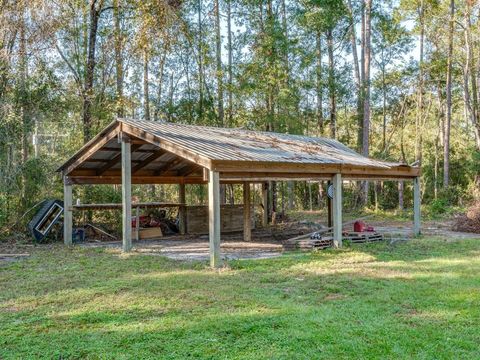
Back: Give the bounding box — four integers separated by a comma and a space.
179, 183, 186, 234
327, 180, 332, 228
208, 170, 221, 268
121, 136, 132, 252
262, 182, 268, 227
135, 206, 140, 241
63, 179, 73, 245
332, 174, 342, 248
243, 182, 251, 242
413, 176, 421, 236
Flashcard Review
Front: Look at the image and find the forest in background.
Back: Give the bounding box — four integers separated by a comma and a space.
1, 0, 479, 236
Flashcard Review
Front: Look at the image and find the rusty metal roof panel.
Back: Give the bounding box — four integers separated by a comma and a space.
119, 118, 392, 169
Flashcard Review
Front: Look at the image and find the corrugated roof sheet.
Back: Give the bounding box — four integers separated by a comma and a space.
120, 118, 398, 169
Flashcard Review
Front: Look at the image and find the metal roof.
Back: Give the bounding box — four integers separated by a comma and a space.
58, 118, 419, 183
119, 118, 395, 169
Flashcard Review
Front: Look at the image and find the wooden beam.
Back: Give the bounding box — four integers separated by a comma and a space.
63, 180, 73, 245
177, 164, 201, 177
262, 183, 268, 227
155, 157, 184, 176
243, 182, 251, 242
178, 184, 186, 235
122, 138, 132, 252
67, 175, 206, 185
212, 160, 421, 177
130, 139, 150, 145
97, 144, 141, 175
332, 173, 342, 248
103, 146, 152, 153
327, 180, 332, 228
132, 149, 166, 174
208, 170, 221, 268
219, 168, 420, 180
413, 176, 421, 236
135, 206, 140, 241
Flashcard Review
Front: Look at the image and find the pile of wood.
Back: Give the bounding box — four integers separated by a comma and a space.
344, 231, 384, 243
283, 230, 384, 251
283, 237, 333, 250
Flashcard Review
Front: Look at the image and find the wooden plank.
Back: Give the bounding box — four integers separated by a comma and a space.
122, 137, 132, 252
413, 176, 421, 236
139, 227, 163, 239
262, 183, 268, 227
178, 164, 201, 177
208, 170, 221, 268
155, 157, 184, 176
103, 146, 151, 153
213, 161, 420, 177
131, 149, 166, 174
70, 202, 184, 210
243, 182, 251, 242
97, 144, 142, 175
67, 176, 206, 185
327, 180, 333, 228
63, 180, 73, 245
135, 206, 140, 241
185, 205, 254, 233
178, 184, 186, 235
332, 173, 342, 248
219, 167, 420, 179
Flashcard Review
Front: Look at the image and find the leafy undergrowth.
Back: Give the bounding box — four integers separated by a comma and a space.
288, 207, 463, 224
1, 237, 480, 359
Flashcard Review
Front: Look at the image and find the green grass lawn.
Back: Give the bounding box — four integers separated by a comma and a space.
1, 237, 480, 359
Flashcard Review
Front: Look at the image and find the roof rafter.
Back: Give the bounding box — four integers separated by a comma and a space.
132, 149, 166, 174
96, 144, 142, 175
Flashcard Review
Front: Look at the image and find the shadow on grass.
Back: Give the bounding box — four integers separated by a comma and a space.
2, 237, 480, 359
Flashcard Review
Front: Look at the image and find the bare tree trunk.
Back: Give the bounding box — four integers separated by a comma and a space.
347, 0, 363, 151
435, 83, 444, 199
143, 50, 150, 121
113, 0, 123, 117
227, 0, 233, 126
464, 1, 480, 150
382, 63, 387, 150
214, 0, 224, 126
444, 0, 454, 189
398, 181, 404, 211
415, 0, 424, 164
19, 4, 29, 206
316, 32, 323, 133
287, 181, 294, 210
327, 28, 336, 138
155, 51, 166, 121
362, 0, 371, 159
83, 0, 103, 143
198, 0, 204, 119
360, 0, 372, 205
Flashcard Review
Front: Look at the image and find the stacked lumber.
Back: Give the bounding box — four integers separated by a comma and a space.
283, 231, 384, 251
186, 205, 255, 234
283, 237, 333, 251
344, 232, 383, 243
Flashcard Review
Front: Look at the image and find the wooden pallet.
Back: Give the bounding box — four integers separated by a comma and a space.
283, 231, 384, 251
344, 232, 384, 243
283, 237, 333, 251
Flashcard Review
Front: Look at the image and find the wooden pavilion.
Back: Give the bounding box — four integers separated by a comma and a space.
57, 118, 421, 267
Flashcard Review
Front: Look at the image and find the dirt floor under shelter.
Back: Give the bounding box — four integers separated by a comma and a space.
1, 218, 479, 264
